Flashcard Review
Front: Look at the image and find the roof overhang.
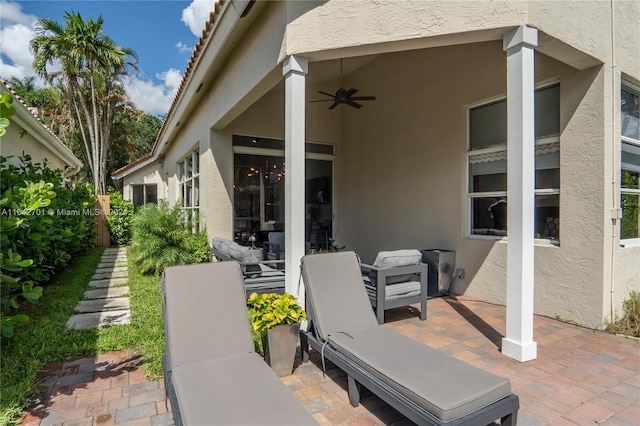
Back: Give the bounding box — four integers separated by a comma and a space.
1, 82, 83, 176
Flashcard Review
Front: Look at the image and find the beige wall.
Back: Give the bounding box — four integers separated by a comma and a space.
121, 163, 165, 203
125, 0, 639, 327
333, 42, 616, 327
2, 122, 69, 172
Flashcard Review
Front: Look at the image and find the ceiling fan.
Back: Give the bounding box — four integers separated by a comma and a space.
311, 59, 376, 109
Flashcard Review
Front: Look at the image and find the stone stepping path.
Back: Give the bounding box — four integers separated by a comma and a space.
67, 248, 131, 329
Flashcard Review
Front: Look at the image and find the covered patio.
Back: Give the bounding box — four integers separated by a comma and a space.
22, 297, 639, 425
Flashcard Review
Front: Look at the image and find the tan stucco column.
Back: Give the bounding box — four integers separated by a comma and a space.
283, 55, 308, 308
502, 25, 538, 362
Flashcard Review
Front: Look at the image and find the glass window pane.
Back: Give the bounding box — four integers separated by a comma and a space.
145, 184, 157, 204
536, 168, 560, 189
621, 192, 639, 239
471, 197, 507, 236
186, 156, 193, 179
470, 171, 507, 192
536, 194, 559, 240
185, 182, 192, 207
470, 100, 507, 150
193, 150, 199, 175
535, 85, 560, 138
132, 185, 144, 207
622, 142, 640, 175
622, 87, 639, 141
622, 169, 639, 190
193, 177, 199, 207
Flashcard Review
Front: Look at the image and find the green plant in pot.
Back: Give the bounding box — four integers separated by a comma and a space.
247, 292, 306, 377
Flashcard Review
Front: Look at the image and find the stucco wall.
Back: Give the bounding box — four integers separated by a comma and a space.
2, 123, 68, 171
123, 0, 639, 327
335, 42, 610, 326
121, 163, 165, 203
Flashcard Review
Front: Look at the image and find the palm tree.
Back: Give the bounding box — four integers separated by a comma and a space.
30, 11, 137, 194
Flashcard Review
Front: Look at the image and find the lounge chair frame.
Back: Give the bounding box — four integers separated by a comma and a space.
300, 251, 519, 426
162, 262, 315, 426
301, 321, 518, 425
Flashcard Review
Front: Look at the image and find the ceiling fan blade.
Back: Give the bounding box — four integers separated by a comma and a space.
310, 99, 334, 103
317, 91, 336, 98
328, 101, 340, 110
350, 96, 376, 101
345, 88, 358, 97
347, 100, 363, 109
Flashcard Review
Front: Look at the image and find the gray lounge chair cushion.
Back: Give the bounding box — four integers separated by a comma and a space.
172, 353, 315, 425
302, 252, 378, 340
163, 262, 254, 367
329, 326, 511, 422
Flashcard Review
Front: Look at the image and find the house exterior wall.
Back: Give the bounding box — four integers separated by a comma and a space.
335, 42, 616, 327
121, 163, 165, 203
117, 0, 639, 327
2, 122, 69, 171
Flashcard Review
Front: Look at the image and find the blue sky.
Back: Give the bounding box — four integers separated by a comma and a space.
0, 0, 215, 115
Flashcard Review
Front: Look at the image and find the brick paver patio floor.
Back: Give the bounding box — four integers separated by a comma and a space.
20, 297, 639, 425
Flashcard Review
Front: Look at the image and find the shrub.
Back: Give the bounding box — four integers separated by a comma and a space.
129, 202, 209, 275
0, 155, 96, 337
606, 290, 640, 338
106, 188, 134, 245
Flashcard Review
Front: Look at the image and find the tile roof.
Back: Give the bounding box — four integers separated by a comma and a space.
1, 79, 68, 149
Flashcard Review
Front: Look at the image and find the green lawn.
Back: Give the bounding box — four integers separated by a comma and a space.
0, 247, 165, 425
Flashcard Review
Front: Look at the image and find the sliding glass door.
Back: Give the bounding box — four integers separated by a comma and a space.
233, 135, 333, 251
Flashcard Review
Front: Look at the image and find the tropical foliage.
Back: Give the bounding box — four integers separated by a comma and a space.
106, 188, 135, 246
246, 292, 306, 333
0, 92, 15, 136
129, 202, 209, 275
30, 11, 139, 194
0, 155, 96, 337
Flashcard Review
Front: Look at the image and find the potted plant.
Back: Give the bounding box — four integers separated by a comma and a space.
247, 292, 307, 376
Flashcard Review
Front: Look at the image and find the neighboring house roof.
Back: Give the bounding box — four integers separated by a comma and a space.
1, 80, 83, 176
112, 0, 226, 178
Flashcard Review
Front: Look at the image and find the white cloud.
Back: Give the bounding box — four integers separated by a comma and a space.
181, 0, 214, 37
176, 41, 192, 55
0, 1, 38, 81
0, 0, 35, 25
125, 68, 183, 116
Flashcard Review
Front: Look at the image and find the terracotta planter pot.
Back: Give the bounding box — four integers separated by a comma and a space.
264, 323, 301, 377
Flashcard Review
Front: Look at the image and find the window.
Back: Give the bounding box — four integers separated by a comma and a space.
468, 84, 560, 240
621, 82, 640, 240
131, 184, 157, 207
232, 135, 334, 250
178, 149, 200, 232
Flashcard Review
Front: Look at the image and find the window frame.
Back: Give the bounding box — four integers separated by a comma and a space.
131, 183, 158, 207
178, 148, 200, 233
620, 81, 640, 243
466, 83, 561, 243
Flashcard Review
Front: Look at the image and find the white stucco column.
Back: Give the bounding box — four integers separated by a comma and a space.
283, 55, 308, 307
502, 25, 538, 362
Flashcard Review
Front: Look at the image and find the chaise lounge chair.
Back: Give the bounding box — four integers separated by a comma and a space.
300, 251, 519, 425
163, 262, 316, 425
